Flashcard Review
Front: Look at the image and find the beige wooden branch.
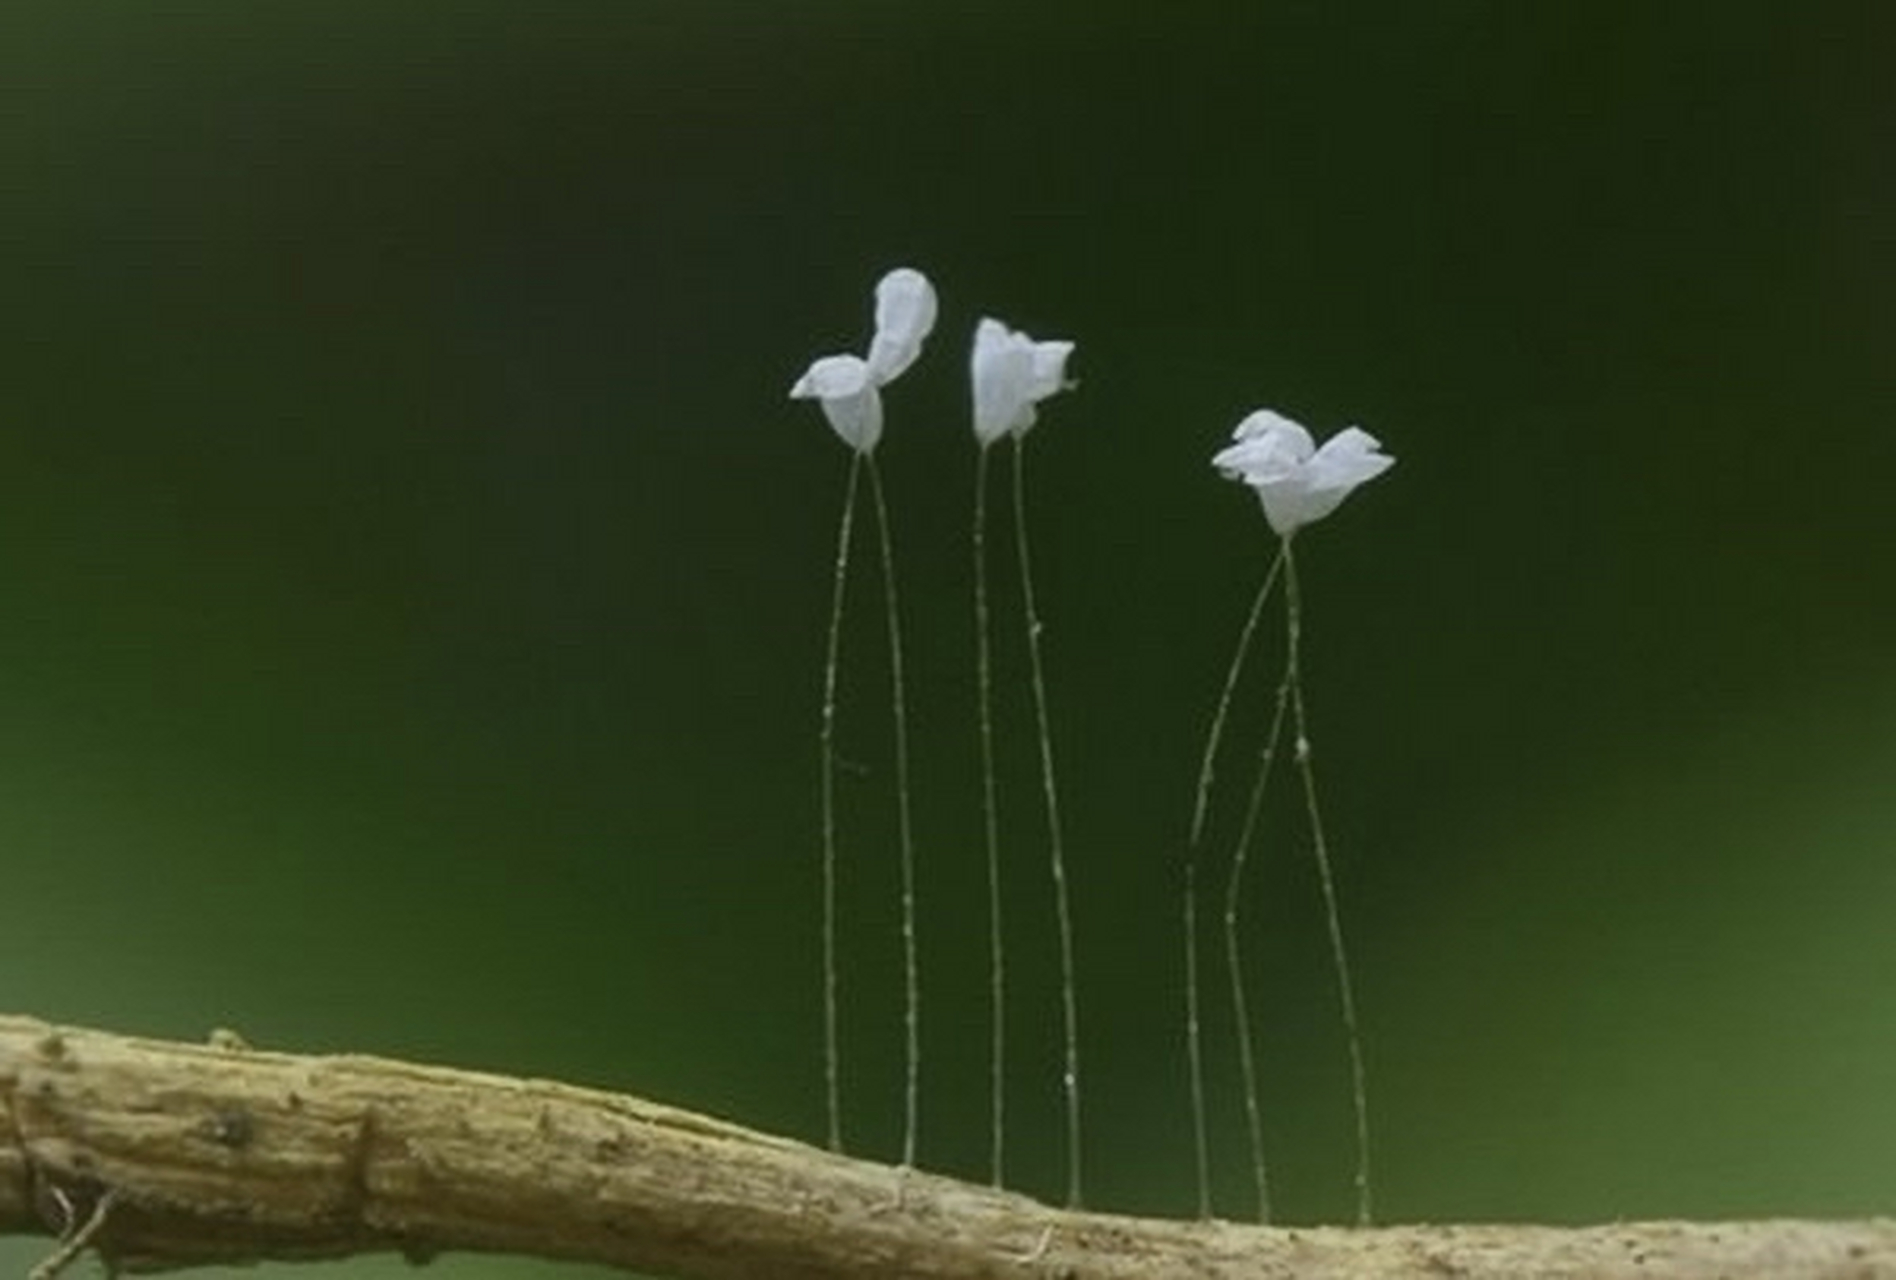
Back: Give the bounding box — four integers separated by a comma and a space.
1, 1015, 1890, 1280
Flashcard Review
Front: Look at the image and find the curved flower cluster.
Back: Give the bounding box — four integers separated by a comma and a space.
787, 267, 1397, 1220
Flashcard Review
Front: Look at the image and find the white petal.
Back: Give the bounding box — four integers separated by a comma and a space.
1028, 340, 1075, 400
791, 353, 869, 401
970, 316, 1075, 446
1308, 428, 1395, 492
971, 318, 1031, 446
791, 354, 883, 453
865, 267, 938, 385
1213, 411, 1312, 483
820, 384, 884, 454
1229, 409, 1314, 452
1284, 428, 1392, 527
1251, 488, 1301, 535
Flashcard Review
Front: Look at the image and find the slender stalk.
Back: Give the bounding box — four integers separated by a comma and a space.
1181, 549, 1283, 1218
973, 444, 1006, 1187
1283, 544, 1373, 1226
1223, 577, 1296, 1225
1179, 864, 1210, 1216
1186, 550, 1285, 847
818, 453, 863, 1154
864, 455, 920, 1171
1009, 436, 1082, 1208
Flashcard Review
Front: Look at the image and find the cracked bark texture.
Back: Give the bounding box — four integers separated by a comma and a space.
2, 1015, 1891, 1279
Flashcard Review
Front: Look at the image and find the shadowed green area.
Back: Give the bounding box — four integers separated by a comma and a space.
2, 4, 1892, 1276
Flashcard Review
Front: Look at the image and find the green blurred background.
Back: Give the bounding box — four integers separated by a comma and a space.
4, 5, 1893, 1276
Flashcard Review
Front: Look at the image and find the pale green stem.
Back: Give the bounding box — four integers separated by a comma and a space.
1283, 542, 1374, 1227
1180, 864, 1210, 1216
818, 452, 861, 1154
864, 455, 920, 1171
1223, 544, 1296, 1225
972, 444, 1006, 1187
1010, 435, 1082, 1208
1181, 549, 1283, 1218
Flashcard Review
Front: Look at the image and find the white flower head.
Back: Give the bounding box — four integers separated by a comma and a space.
971, 316, 1075, 447
791, 267, 938, 454
1212, 409, 1394, 536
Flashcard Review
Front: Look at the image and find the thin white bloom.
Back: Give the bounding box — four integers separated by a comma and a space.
1207, 405, 1391, 1225
792, 267, 938, 455
791, 354, 883, 453
967, 309, 1084, 1204
791, 267, 935, 1168
971, 317, 1075, 447
1212, 409, 1394, 535
866, 268, 939, 384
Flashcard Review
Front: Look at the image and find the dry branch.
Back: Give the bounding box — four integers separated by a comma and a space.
1, 1014, 1889, 1279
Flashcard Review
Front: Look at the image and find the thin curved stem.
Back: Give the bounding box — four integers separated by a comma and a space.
818, 453, 863, 1154
865, 455, 921, 1172
1180, 862, 1210, 1216
1010, 436, 1082, 1208
1223, 557, 1296, 1225
1283, 543, 1373, 1226
973, 444, 1006, 1187
1187, 550, 1285, 848
1181, 549, 1283, 1218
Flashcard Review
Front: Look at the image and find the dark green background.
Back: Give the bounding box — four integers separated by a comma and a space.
4, 6, 1893, 1277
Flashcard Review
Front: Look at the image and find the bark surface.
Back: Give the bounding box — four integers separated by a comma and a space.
2, 1015, 1889, 1279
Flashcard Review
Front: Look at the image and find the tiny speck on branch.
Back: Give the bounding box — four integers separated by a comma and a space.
1, 1015, 1889, 1280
